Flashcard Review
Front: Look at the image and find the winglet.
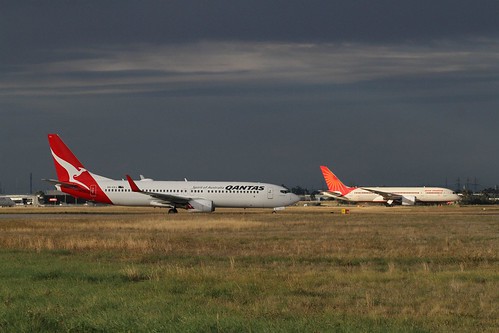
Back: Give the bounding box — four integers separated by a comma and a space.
126, 175, 141, 192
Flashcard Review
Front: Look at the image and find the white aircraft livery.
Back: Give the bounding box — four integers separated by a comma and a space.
45, 134, 300, 213
320, 166, 460, 206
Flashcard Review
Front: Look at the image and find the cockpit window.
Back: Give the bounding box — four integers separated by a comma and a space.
280, 189, 290, 194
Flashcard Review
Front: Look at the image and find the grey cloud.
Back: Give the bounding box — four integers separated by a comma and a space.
1, 1, 499, 194
5, 2, 499, 40
2, 0, 499, 66
2, 39, 499, 98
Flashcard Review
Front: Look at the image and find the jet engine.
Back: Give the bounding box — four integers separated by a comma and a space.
188, 199, 215, 212
401, 196, 416, 206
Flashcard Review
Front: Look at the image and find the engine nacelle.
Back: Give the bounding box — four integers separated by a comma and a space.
401, 195, 416, 206
188, 199, 215, 212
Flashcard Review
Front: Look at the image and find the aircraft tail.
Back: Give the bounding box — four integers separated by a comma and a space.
320, 166, 354, 196
47, 134, 112, 203
48, 134, 87, 182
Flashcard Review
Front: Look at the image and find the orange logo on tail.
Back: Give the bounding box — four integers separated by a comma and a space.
320, 166, 354, 196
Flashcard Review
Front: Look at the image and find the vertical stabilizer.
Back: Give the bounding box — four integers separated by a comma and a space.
48, 134, 86, 184
320, 166, 354, 196
47, 134, 112, 204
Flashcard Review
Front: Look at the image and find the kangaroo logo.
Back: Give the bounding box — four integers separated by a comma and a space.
51, 149, 90, 191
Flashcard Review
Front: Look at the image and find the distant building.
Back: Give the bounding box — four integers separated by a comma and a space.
2, 194, 39, 206
0, 197, 15, 207
43, 190, 89, 205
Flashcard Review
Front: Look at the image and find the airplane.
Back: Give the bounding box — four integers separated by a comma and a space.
44, 134, 300, 213
319, 165, 460, 206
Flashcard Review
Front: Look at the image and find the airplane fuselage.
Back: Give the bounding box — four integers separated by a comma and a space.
47, 134, 300, 213
57, 179, 298, 209
320, 165, 460, 206
344, 187, 460, 203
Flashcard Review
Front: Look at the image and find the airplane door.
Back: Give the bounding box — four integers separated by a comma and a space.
90, 185, 97, 197
267, 188, 273, 199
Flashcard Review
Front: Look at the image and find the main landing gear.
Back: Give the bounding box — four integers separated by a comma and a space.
168, 207, 178, 214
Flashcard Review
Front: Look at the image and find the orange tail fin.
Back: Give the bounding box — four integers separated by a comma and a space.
320, 166, 353, 196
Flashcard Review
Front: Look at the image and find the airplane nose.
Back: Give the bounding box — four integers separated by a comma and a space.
290, 193, 300, 204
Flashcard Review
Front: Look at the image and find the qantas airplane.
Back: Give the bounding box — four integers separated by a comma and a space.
44, 134, 300, 213
320, 166, 460, 206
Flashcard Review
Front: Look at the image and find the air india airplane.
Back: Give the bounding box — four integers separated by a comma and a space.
45, 134, 300, 213
320, 165, 460, 206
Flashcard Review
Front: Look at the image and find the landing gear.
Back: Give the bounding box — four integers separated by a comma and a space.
168, 207, 178, 214
273, 207, 285, 214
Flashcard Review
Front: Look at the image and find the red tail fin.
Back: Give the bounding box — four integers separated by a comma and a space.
320, 166, 353, 196
47, 134, 112, 204
48, 134, 87, 184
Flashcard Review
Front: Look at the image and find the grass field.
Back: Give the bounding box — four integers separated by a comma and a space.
0, 205, 497, 332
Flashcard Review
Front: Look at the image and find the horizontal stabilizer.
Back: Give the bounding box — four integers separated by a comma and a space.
320, 191, 351, 201
42, 178, 89, 191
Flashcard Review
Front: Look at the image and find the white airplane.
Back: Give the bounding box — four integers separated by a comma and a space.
45, 134, 300, 213
320, 165, 460, 206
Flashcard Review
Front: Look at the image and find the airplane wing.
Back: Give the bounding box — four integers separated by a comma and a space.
126, 175, 191, 207
42, 178, 89, 191
361, 187, 421, 206
361, 188, 404, 200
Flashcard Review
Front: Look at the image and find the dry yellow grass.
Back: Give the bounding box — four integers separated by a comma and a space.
1, 205, 497, 256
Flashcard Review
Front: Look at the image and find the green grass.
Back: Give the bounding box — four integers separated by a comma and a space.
0, 251, 443, 332
0, 205, 498, 332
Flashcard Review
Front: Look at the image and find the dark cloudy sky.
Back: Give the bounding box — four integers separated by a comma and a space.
1, 0, 498, 194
